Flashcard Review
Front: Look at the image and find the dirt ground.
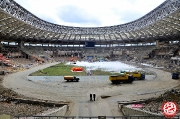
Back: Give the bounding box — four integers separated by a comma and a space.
1, 62, 180, 117
0, 76, 58, 116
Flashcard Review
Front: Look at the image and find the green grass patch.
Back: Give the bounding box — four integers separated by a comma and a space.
29, 63, 85, 76
29, 63, 120, 76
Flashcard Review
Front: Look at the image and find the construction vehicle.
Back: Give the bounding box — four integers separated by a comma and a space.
71, 67, 83, 72
64, 76, 80, 82
172, 70, 179, 79
109, 72, 134, 84
126, 71, 145, 80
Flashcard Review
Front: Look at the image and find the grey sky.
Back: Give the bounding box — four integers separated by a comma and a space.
14, 0, 165, 27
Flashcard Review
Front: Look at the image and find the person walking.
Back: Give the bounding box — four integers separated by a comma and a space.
90, 93, 92, 101
93, 93, 96, 101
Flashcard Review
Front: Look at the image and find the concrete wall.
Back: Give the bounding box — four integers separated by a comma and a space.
19, 105, 68, 119
121, 105, 163, 119
37, 105, 68, 119
0, 115, 10, 119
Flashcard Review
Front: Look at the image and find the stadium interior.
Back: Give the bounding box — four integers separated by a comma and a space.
0, 40, 180, 74
0, 0, 180, 118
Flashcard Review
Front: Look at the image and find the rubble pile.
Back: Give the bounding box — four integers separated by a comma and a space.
141, 88, 180, 114
0, 76, 57, 116
0, 100, 50, 116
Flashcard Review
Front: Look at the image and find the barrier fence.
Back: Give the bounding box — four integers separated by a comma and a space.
13, 115, 180, 119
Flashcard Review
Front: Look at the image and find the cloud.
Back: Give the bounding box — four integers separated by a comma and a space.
120, 10, 142, 23
14, 0, 165, 27
57, 6, 101, 26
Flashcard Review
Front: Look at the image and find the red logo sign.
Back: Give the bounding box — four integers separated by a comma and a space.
161, 101, 179, 118
131, 104, 143, 108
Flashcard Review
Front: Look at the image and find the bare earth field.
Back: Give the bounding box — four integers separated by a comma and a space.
2, 62, 180, 117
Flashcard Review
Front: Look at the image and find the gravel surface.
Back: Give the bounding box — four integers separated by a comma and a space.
1, 62, 180, 117
0, 75, 59, 117
0, 62, 62, 117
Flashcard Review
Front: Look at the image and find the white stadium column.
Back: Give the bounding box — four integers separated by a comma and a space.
156, 40, 159, 48
18, 41, 24, 48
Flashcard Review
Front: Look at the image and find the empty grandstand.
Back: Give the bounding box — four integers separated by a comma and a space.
0, 0, 180, 118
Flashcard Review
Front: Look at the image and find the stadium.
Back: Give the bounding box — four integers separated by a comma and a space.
0, 0, 180, 118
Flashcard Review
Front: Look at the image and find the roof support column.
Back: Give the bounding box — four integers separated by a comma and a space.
18, 41, 24, 48
156, 40, 159, 48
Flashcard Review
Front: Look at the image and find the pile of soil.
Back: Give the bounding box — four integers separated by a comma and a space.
0, 76, 57, 117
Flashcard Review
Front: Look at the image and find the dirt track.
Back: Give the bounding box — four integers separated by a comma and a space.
2, 62, 180, 116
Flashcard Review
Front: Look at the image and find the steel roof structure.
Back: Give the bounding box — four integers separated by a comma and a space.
0, 0, 180, 45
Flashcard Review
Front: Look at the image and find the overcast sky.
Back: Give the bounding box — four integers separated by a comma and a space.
14, 0, 165, 27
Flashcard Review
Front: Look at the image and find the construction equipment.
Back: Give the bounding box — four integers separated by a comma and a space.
109, 72, 134, 84
172, 70, 179, 79
126, 71, 145, 80
64, 76, 80, 82
71, 67, 83, 72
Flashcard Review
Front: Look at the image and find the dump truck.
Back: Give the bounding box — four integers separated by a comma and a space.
109, 72, 134, 84
64, 76, 80, 82
126, 71, 145, 80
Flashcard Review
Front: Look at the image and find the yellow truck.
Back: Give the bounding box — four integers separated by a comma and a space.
126, 71, 145, 80
64, 76, 80, 82
109, 72, 134, 84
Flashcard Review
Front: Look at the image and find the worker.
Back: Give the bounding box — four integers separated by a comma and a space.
93, 93, 96, 101
90, 93, 92, 101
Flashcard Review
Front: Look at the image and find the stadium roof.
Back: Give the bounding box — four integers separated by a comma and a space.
0, 0, 180, 45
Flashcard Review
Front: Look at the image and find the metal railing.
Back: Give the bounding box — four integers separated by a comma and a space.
13, 115, 180, 119
14, 116, 76, 119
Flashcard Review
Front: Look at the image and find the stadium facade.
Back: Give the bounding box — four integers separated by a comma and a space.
0, 0, 180, 47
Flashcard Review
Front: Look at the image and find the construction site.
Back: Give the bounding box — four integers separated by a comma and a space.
0, 0, 180, 118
